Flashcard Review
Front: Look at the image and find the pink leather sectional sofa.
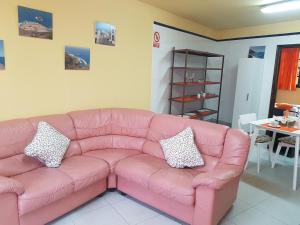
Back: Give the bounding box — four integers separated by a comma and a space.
0, 108, 250, 225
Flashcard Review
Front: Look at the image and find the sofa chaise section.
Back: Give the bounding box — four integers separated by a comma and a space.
116, 114, 250, 225
0, 114, 110, 225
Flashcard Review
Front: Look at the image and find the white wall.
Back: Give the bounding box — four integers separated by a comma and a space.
151, 24, 222, 121
220, 34, 300, 122
151, 24, 300, 124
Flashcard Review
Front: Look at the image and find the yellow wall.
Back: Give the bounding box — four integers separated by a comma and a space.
0, 0, 214, 121
276, 89, 300, 105
3, 0, 300, 121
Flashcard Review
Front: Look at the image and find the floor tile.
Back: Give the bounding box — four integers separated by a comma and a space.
218, 220, 237, 225
255, 194, 300, 225
103, 191, 128, 204
246, 159, 299, 190
71, 205, 128, 225
223, 199, 252, 220
230, 208, 287, 225
112, 198, 159, 225
138, 214, 182, 225
47, 212, 75, 225
71, 195, 108, 214
237, 181, 274, 206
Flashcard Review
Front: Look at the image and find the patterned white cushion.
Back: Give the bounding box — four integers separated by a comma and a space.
279, 136, 296, 145
255, 135, 272, 143
25, 121, 70, 168
159, 127, 204, 168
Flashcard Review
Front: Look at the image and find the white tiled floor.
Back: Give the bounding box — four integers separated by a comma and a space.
48, 160, 300, 225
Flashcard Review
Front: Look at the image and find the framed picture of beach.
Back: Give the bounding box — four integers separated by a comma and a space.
248, 46, 266, 59
65, 46, 90, 70
0, 40, 5, 70
18, 6, 53, 40
95, 22, 116, 46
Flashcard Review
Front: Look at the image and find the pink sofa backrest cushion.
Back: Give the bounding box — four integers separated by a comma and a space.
0, 114, 80, 177
144, 114, 230, 169
0, 119, 39, 177
221, 129, 250, 166
68, 108, 154, 153
0, 108, 248, 177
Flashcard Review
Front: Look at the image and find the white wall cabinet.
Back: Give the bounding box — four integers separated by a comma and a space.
232, 58, 264, 128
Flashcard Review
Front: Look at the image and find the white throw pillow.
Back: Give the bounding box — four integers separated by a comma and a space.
25, 121, 70, 168
160, 127, 204, 168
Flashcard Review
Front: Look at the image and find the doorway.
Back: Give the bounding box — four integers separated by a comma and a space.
269, 44, 300, 118
268, 44, 300, 157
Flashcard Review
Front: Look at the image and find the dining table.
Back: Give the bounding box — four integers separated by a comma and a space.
250, 118, 300, 191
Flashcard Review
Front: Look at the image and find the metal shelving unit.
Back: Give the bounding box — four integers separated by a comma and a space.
168, 48, 224, 123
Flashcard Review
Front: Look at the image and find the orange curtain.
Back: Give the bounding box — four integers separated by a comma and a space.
277, 48, 300, 91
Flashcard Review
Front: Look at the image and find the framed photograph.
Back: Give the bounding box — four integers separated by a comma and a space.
18, 6, 53, 40
0, 40, 5, 70
248, 46, 266, 59
65, 46, 90, 70
95, 22, 116, 46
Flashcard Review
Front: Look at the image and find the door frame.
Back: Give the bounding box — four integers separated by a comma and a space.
268, 44, 300, 117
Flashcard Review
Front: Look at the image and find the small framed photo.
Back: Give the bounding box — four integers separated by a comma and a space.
65, 46, 90, 70
95, 22, 116, 46
18, 6, 53, 40
248, 46, 266, 59
0, 40, 5, 70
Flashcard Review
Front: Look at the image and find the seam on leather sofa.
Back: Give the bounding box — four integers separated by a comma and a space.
66, 113, 84, 155
218, 128, 230, 159
84, 149, 143, 166
141, 113, 156, 151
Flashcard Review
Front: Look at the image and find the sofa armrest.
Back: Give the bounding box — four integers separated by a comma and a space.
192, 166, 241, 190
0, 176, 24, 195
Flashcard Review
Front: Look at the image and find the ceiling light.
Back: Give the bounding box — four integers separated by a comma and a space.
261, 0, 300, 13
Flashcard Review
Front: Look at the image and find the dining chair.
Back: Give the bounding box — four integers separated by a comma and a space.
238, 113, 273, 173
272, 136, 296, 168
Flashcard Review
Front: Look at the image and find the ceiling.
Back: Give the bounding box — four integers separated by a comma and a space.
140, 0, 300, 30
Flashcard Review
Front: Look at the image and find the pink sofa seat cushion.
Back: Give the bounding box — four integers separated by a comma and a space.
84, 149, 141, 172
14, 168, 74, 215
115, 154, 168, 188
148, 168, 199, 206
57, 156, 109, 192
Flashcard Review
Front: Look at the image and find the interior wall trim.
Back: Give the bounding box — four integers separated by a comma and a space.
154, 21, 300, 42
153, 21, 217, 41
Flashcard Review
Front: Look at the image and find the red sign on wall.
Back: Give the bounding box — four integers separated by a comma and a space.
153, 32, 160, 48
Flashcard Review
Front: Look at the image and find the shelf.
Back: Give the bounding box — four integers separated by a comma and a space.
173, 49, 223, 57
169, 48, 224, 124
171, 94, 219, 103
178, 109, 218, 119
172, 81, 220, 86
172, 67, 222, 71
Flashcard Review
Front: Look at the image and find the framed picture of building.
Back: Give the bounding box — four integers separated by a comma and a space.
18, 6, 53, 40
95, 22, 116, 46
